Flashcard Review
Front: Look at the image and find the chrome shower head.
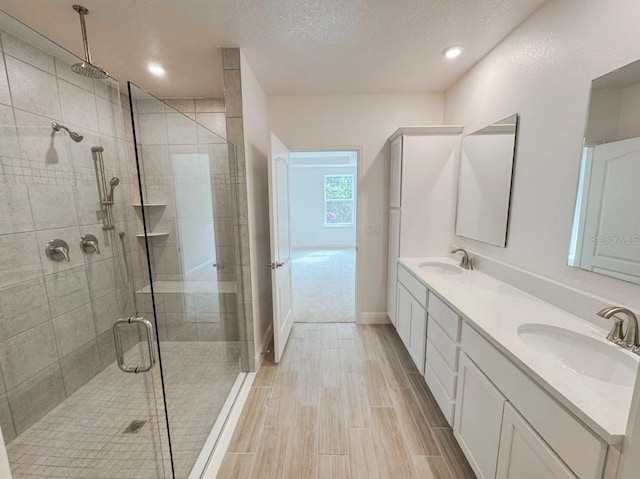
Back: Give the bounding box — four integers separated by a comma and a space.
71, 5, 109, 79
51, 122, 84, 142
71, 61, 109, 79
107, 177, 120, 202
68, 131, 84, 143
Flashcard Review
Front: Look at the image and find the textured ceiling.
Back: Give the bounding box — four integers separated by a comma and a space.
0, 0, 547, 98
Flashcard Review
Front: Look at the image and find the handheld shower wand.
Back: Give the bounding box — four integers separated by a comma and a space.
107, 177, 120, 202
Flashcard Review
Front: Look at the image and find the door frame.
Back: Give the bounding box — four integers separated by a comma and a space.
287, 146, 364, 324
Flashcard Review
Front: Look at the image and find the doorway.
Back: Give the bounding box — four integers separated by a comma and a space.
288, 151, 358, 323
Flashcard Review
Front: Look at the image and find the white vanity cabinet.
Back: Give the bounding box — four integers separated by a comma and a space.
460, 321, 607, 479
396, 265, 427, 373
386, 126, 463, 323
393, 259, 619, 479
395, 263, 463, 422
395, 282, 411, 345
424, 291, 462, 426
455, 355, 579, 479
455, 353, 506, 479
496, 403, 577, 479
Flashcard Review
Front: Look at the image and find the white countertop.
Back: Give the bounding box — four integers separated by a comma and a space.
399, 256, 638, 445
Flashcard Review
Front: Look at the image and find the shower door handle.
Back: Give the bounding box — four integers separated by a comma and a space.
113, 316, 156, 373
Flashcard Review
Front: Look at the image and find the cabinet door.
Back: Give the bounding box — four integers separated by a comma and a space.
454, 353, 506, 479
496, 403, 577, 479
387, 208, 401, 324
390, 137, 403, 208
396, 283, 411, 346
408, 298, 426, 374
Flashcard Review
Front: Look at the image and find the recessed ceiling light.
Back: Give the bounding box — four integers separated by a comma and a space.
443, 46, 463, 59
148, 64, 165, 76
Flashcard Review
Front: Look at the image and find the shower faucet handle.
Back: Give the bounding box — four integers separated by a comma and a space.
45, 239, 70, 262
81, 234, 100, 254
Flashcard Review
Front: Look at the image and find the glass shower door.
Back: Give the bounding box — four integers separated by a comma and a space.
0, 11, 168, 479
128, 83, 249, 479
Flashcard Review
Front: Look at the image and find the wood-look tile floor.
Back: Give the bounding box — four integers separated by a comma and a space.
219, 323, 476, 479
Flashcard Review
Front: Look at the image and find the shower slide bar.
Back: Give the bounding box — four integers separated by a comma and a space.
91, 146, 115, 230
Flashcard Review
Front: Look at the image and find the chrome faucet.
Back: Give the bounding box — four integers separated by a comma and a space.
597, 306, 640, 354
451, 248, 474, 270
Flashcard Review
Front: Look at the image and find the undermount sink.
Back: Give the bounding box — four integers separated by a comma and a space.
518, 324, 638, 387
418, 261, 462, 275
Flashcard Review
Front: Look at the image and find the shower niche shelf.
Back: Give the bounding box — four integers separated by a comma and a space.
136, 232, 170, 239
132, 203, 167, 208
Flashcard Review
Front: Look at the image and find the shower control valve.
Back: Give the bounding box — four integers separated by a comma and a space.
45, 239, 70, 262
80, 234, 101, 254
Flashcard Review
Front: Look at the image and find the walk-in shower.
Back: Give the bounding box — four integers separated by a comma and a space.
0, 8, 249, 479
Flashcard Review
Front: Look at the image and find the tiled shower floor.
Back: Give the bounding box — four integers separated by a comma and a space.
6, 341, 241, 479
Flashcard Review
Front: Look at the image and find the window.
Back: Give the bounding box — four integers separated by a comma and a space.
324, 174, 355, 226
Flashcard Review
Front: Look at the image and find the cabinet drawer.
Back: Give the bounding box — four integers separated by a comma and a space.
428, 292, 461, 341
425, 364, 455, 425
426, 338, 457, 398
398, 265, 427, 307
427, 318, 459, 370
461, 322, 606, 479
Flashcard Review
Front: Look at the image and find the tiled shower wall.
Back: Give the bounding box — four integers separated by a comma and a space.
0, 29, 145, 443
222, 48, 256, 370
163, 98, 227, 139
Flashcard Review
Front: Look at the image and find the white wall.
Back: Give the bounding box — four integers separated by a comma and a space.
269, 94, 443, 321
240, 52, 273, 363
444, 5, 640, 473
290, 165, 357, 249
444, 0, 640, 318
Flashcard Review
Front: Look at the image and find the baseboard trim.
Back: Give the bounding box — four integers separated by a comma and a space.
255, 324, 273, 370
358, 312, 391, 324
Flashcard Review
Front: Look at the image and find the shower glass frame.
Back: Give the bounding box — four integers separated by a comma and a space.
127, 82, 250, 479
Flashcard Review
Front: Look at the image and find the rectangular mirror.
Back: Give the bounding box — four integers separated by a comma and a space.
455, 114, 519, 247
568, 59, 640, 284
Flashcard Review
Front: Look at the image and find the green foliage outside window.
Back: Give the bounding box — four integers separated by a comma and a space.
324, 175, 354, 226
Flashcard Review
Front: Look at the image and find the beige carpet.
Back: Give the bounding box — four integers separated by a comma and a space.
292, 248, 356, 323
